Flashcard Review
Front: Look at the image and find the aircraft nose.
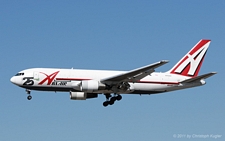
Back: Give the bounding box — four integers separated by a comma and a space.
10, 76, 18, 85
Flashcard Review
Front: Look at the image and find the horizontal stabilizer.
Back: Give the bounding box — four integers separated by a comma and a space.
181, 72, 217, 83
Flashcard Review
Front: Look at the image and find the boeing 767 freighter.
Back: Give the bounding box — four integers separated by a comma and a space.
10, 39, 216, 107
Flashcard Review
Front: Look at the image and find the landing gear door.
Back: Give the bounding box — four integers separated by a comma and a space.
33, 72, 39, 80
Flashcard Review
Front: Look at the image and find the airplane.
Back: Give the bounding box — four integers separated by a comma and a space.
10, 39, 216, 107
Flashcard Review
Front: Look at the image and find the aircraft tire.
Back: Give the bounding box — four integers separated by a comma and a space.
103, 101, 109, 107
27, 95, 32, 100
116, 95, 122, 101
110, 97, 117, 102
109, 99, 114, 105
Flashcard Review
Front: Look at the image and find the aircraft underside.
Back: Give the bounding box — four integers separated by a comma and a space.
20, 84, 168, 107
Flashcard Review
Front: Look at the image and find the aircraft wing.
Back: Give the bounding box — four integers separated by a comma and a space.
101, 60, 169, 84
181, 72, 217, 83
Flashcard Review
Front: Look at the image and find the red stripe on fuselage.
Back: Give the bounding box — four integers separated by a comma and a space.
56, 78, 91, 81
56, 78, 179, 85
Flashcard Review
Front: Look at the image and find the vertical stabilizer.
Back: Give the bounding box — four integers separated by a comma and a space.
168, 39, 211, 77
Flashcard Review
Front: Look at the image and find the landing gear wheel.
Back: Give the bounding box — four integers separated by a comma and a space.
108, 100, 114, 105
26, 89, 32, 100
110, 97, 117, 102
103, 101, 109, 107
116, 95, 122, 101
27, 95, 32, 100
103, 93, 122, 107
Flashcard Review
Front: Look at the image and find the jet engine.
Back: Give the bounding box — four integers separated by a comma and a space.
81, 80, 105, 92
70, 92, 98, 100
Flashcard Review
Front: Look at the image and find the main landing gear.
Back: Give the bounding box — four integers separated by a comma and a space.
26, 89, 32, 100
103, 94, 122, 107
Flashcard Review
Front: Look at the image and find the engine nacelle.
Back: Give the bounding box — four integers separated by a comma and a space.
81, 80, 105, 92
70, 92, 98, 100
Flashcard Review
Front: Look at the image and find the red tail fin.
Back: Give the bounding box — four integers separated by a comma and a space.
168, 39, 211, 77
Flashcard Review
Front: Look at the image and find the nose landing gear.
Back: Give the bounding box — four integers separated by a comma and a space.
26, 89, 32, 100
103, 94, 122, 107
27, 95, 32, 100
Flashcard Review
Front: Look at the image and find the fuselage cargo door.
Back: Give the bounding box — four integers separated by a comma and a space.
33, 72, 39, 80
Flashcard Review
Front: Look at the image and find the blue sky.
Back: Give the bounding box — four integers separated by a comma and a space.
0, 1, 224, 140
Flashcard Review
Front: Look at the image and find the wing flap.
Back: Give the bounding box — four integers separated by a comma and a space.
101, 60, 169, 84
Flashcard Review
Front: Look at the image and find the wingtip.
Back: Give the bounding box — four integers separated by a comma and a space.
161, 60, 169, 63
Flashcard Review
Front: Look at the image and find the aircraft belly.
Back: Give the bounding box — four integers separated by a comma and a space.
132, 83, 168, 92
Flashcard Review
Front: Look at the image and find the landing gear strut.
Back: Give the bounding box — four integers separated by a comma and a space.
26, 89, 32, 100
103, 94, 122, 107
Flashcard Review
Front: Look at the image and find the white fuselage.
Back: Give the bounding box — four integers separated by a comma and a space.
10, 68, 204, 95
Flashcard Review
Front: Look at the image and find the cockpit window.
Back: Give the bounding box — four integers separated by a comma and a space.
15, 73, 24, 76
